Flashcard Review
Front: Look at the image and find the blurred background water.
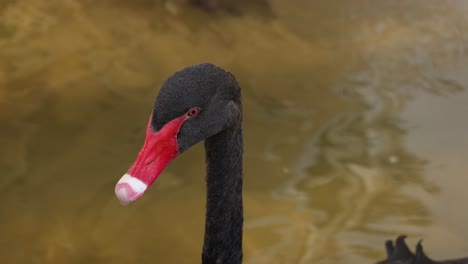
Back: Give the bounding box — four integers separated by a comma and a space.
1, 0, 468, 263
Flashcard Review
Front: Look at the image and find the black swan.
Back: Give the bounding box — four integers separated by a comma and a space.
113, 63, 468, 264
377, 235, 468, 264
115, 63, 243, 264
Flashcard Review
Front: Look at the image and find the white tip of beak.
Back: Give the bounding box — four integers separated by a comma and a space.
115, 174, 148, 205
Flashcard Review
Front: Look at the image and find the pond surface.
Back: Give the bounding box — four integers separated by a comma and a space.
1, 0, 468, 263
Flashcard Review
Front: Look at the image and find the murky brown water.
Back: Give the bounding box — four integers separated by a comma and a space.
1, 0, 468, 263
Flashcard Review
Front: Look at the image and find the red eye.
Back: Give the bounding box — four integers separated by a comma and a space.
187, 107, 200, 117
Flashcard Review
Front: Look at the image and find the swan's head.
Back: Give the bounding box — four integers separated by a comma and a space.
115, 63, 241, 205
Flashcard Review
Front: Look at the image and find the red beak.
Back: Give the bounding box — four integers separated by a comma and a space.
115, 114, 187, 205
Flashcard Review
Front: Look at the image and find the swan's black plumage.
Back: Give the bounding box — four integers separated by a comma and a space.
203, 119, 243, 264
152, 63, 243, 264
153, 63, 241, 153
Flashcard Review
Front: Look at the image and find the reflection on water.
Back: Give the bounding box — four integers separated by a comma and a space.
1, 1, 468, 263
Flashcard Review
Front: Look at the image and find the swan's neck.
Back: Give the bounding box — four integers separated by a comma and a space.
203, 123, 243, 264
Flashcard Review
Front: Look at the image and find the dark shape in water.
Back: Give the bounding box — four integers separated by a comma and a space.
377, 235, 468, 264
190, 0, 218, 10
189, 0, 271, 16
